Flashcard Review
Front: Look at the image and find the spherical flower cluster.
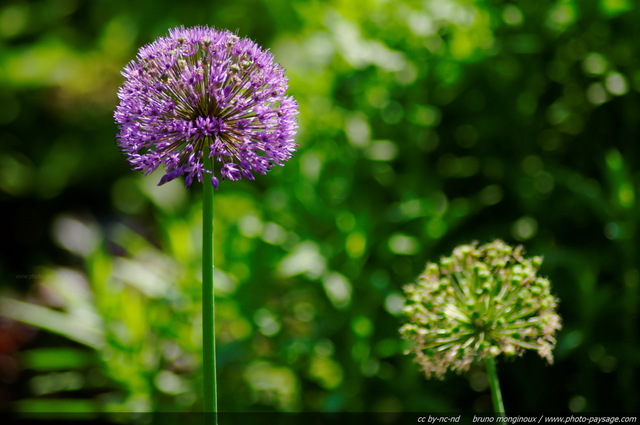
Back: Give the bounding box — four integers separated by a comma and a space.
400, 240, 562, 379
115, 26, 298, 188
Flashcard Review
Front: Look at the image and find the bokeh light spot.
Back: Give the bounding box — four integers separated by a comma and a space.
388, 234, 419, 255
512, 216, 538, 241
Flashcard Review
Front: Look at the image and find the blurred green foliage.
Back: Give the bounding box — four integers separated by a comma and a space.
1, 0, 639, 419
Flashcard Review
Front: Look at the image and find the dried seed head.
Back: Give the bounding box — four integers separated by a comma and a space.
400, 240, 562, 379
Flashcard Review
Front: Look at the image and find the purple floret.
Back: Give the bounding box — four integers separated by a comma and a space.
115, 26, 299, 188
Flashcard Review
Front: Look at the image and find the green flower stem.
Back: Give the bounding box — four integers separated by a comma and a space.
202, 181, 218, 421
485, 357, 505, 416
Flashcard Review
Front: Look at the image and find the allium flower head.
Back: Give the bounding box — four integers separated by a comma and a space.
115, 26, 298, 188
400, 240, 561, 379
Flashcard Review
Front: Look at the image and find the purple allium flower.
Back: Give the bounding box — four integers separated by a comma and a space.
115, 26, 298, 188
400, 240, 562, 379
